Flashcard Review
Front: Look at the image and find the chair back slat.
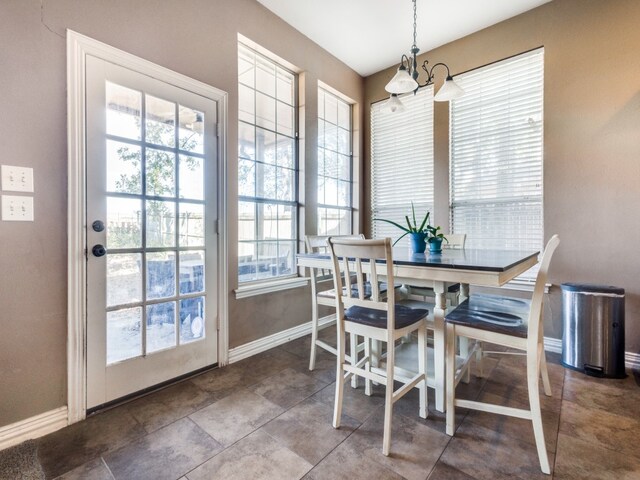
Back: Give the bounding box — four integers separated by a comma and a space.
527, 235, 560, 342
305, 234, 364, 288
444, 233, 466, 249
328, 237, 396, 329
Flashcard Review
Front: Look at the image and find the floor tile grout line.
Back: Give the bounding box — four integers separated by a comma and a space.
100, 456, 116, 480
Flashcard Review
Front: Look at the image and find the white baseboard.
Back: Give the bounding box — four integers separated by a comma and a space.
0, 406, 68, 451
545, 336, 638, 370
228, 316, 335, 364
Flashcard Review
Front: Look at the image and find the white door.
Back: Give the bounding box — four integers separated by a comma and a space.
85, 55, 218, 408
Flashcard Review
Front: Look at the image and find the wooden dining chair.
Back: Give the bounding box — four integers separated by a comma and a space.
445, 234, 560, 475
328, 237, 428, 456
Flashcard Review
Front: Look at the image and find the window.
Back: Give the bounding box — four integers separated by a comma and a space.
237, 44, 298, 283
371, 87, 434, 248
450, 49, 544, 270
317, 87, 352, 235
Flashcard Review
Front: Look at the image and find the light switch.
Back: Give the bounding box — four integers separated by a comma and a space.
1, 165, 34, 192
1, 195, 34, 221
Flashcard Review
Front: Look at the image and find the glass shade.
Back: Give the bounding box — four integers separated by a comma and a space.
385, 94, 405, 113
434, 76, 465, 102
385, 66, 419, 94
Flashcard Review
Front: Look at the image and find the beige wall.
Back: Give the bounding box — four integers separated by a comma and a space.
0, 0, 363, 426
364, 0, 640, 350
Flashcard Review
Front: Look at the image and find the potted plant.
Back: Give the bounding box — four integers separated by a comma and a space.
374, 203, 447, 254
426, 224, 447, 253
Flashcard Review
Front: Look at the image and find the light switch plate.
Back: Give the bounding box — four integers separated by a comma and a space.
1, 165, 34, 192
2, 195, 34, 221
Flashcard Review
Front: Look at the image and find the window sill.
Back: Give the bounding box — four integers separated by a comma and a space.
235, 276, 309, 299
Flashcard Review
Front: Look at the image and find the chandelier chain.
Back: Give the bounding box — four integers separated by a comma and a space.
412, 0, 417, 48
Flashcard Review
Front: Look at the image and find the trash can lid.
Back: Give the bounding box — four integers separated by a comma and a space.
561, 283, 625, 295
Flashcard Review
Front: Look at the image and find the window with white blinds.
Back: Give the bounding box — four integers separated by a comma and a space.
371, 87, 434, 248
450, 49, 544, 277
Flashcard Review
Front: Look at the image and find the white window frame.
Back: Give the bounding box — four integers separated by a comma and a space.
236, 42, 300, 290
449, 48, 544, 283
371, 87, 435, 249
317, 85, 354, 236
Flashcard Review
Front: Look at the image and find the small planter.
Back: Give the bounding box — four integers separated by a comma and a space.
410, 232, 427, 254
429, 237, 443, 254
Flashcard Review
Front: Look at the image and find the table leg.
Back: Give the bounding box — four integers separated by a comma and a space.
433, 281, 446, 412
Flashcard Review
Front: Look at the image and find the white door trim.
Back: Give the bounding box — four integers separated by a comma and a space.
66, 30, 229, 424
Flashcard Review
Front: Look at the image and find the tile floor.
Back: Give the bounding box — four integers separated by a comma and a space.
35, 329, 640, 479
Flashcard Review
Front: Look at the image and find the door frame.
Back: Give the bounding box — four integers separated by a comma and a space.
67, 30, 229, 424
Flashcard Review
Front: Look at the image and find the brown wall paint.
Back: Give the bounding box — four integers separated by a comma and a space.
364, 0, 640, 352
0, 0, 363, 426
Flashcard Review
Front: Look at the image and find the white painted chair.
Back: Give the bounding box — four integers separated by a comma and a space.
328, 237, 428, 456
445, 234, 560, 475
306, 234, 367, 379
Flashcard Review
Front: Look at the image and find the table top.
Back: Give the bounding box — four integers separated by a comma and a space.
297, 248, 539, 273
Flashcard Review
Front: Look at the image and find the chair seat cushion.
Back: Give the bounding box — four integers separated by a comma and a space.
445, 294, 530, 338
345, 304, 428, 330
410, 283, 461, 295
318, 282, 398, 300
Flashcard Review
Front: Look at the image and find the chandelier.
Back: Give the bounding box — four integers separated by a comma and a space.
385, 0, 465, 111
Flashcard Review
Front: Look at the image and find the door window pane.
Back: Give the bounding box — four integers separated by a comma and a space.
107, 253, 142, 307
106, 140, 141, 194
106, 82, 141, 141
146, 302, 176, 353
146, 252, 176, 300
178, 106, 204, 154
180, 251, 204, 294
107, 307, 142, 364
145, 95, 176, 147
179, 155, 204, 200
146, 149, 176, 197
107, 197, 142, 249
180, 297, 205, 344
179, 203, 204, 247
147, 200, 176, 247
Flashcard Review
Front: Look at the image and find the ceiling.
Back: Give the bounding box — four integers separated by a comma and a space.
256, 0, 550, 76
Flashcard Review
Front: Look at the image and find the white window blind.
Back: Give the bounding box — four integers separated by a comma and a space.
371, 87, 434, 248
450, 49, 544, 278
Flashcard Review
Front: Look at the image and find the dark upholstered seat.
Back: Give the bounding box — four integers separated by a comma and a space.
345, 304, 428, 330
410, 283, 461, 294
445, 293, 530, 338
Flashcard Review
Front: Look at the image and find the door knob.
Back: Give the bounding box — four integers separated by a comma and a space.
92, 244, 107, 257
92, 220, 105, 232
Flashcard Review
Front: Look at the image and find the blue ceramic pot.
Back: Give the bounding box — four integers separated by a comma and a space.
410, 232, 427, 254
429, 237, 443, 253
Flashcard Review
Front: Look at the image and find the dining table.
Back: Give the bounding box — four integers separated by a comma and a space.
296, 246, 539, 412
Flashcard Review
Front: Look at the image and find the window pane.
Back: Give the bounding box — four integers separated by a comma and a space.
238, 48, 255, 88
179, 203, 204, 247
256, 163, 276, 199
146, 149, 175, 197
277, 135, 294, 168
107, 253, 142, 307
239, 122, 255, 160
276, 101, 294, 136
107, 197, 142, 249
147, 200, 176, 247
145, 95, 175, 148
238, 201, 255, 241
277, 204, 295, 239
256, 128, 276, 164
146, 302, 176, 353
146, 252, 176, 300
276, 68, 294, 104
239, 84, 255, 124
238, 159, 256, 197
180, 251, 204, 294
178, 106, 204, 154
180, 297, 205, 344
255, 56, 276, 96
106, 82, 141, 141
179, 155, 204, 201
107, 307, 142, 364
278, 241, 295, 276
106, 140, 141, 194
256, 92, 276, 131
238, 241, 257, 282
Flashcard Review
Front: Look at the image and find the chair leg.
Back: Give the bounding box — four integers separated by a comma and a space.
418, 323, 428, 419
476, 341, 484, 378
445, 323, 457, 436
364, 337, 372, 396
350, 333, 358, 389
527, 351, 551, 474
382, 339, 395, 456
309, 307, 319, 371
539, 342, 552, 397
333, 326, 346, 429
460, 336, 471, 384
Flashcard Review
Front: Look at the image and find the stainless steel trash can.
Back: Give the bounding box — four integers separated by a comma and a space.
561, 283, 626, 378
